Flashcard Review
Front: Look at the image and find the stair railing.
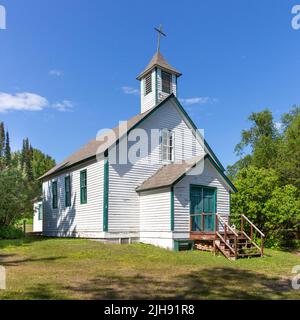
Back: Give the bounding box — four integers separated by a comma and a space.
241, 214, 265, 256
215, 214, 239, 259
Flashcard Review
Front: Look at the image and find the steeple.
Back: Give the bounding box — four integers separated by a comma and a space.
137, 26, 182, 113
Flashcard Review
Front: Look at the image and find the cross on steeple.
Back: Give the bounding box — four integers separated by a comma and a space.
154, 24, 166, 53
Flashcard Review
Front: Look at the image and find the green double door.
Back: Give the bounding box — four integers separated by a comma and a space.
190, 186, 216, 232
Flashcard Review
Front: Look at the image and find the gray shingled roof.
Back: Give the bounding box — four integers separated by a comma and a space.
39, 95, 177, 180
136, 154, 238, 193
136, 156, 203, 192
40, 105, 157, 180
137, 51, 182, 80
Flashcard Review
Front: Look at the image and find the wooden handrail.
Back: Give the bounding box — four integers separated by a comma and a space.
215, 214, 238, 258
241, 214, 265, 237
241, 214, 265, 256
216, 214, 239, 237
242, 231, 262, 252
216, 232, 236, 255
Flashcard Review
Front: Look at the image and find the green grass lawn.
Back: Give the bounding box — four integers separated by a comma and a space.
0, 237, 299, 300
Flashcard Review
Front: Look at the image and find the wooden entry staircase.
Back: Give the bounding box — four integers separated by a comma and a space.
214, 214, 265, 260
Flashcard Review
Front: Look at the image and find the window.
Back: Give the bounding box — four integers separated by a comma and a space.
162, 71, 172, 94
38, 204, 43, 221
65, 176, 71, 207
80, 170, 87, 204
190, 186, 216, 232
52, 181, 58, 209
161, 129, 175, 162
144, 73, 152, 96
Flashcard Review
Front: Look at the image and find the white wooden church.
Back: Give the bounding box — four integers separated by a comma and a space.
39, 30, 245, 255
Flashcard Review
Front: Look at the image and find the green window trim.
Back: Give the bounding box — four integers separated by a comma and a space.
80, 170, 87, 204
65, 176, 71, 207
103, 158, 109, 232
190, 185, 217, 232
52, 181, 58, 209
171, 187, 174, 232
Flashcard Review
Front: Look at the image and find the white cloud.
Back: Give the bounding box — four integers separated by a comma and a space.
49, 69, 63, 77
52, 100, 73, 112
0, 92, 74, 113
179, 97, 218, 106
0, 92, 48, 112
121, 86, 140, 95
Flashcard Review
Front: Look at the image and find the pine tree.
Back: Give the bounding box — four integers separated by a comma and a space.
21, 139, 26, 169
0, 122, 5, 158
0, 122, 5, 169
22, 138, 33, 180
5, 131, 11, 166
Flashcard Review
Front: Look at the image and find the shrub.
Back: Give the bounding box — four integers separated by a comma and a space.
0, 226, 24, 239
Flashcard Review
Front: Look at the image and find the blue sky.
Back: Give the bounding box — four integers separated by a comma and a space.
0, 0, 300, 168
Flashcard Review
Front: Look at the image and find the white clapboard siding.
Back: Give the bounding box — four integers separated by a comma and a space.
139, 188, 171, 232
43, 159, 104, 236
174, 158, 230, 233
108, 99, 205, 233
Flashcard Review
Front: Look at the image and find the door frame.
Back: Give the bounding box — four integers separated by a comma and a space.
189, 184, 217, 233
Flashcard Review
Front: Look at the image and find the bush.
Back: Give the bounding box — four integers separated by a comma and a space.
0, 226, 24, 239
231, 167, 300, 249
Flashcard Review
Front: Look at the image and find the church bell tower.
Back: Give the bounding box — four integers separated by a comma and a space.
137, 26, 182, 113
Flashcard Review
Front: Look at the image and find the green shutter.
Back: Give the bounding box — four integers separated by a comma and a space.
80, 170, 87, 204
52, 181, 58, 209
65, 176, 71, 207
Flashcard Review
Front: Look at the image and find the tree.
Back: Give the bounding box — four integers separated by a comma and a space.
0, 122, 5, 169
31, 149, 56, 181
5, 131, 11, 166
276, 109, 300, 190
226, 155, 252, 180
231, 166, 300, 247
264, 185, 300, 247
0, 122, 4, 157
281, 105, 300, 131
21, 138, 33, 180
30, 148, 56, 196
0, 167, 33, 227
231, 166, 279, 230
234, 109, 279, 169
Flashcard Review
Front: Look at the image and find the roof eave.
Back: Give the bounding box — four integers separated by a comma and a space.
137, 65, 182, 80
136, 184, 173, 193
136, 155, 237, 194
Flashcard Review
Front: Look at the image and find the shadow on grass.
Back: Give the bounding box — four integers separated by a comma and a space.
0, 283, 68, 300
0, 254, 66, 267
63, 267, 292, 300
0, 236, 47, 250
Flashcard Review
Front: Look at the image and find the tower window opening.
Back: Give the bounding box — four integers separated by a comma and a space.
162, 71, 172, 94
144, 73, 152, 96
